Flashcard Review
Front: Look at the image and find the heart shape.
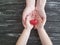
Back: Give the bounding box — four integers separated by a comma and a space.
30, 19, 38, 25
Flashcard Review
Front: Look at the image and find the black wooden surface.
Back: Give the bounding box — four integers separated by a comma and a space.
0, 0, 60, 45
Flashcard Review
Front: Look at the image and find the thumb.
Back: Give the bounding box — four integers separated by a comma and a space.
26, 15, 31, 24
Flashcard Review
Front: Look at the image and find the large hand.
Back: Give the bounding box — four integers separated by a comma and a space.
35, 0, 47, 29
34, 9, 47, 29
22, 7, 35, 28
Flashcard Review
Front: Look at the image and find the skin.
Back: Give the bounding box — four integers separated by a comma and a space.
22, 0, 35, 28
16, 15, 33, 45
16, 0, 53, 45
26, 0, 35, 7
35, 0, 53, 45
36, 0, 46, 9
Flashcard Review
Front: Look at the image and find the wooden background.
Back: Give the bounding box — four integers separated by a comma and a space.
0, 0, 60, 45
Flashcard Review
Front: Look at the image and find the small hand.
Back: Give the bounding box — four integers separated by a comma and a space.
25, 15, 34, 29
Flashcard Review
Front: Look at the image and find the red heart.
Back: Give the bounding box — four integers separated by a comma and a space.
30, 19, 38, 25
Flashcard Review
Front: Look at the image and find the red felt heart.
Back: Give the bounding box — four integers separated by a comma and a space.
30, 19, 38, 25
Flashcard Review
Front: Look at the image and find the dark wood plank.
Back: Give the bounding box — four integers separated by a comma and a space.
46, 2, 60, 21
0, 0, 60, 45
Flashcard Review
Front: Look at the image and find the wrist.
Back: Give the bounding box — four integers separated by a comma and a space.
26, 0, 35, 8
36, 7, 44, 11
25, 27, 32, 31
25, 6, 35, 9
37, 26, 44, 30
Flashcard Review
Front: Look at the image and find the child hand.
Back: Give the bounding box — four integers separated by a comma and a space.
25, 15, 34, 29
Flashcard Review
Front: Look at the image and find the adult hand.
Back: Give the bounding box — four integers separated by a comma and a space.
34, 9, 47, 29
22, 7, 35, 28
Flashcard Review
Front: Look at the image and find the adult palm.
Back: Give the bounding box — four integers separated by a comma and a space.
34, 8, 47, 29
22, 7, 35, 28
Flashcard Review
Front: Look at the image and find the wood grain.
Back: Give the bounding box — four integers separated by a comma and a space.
0, 0, 60, 45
